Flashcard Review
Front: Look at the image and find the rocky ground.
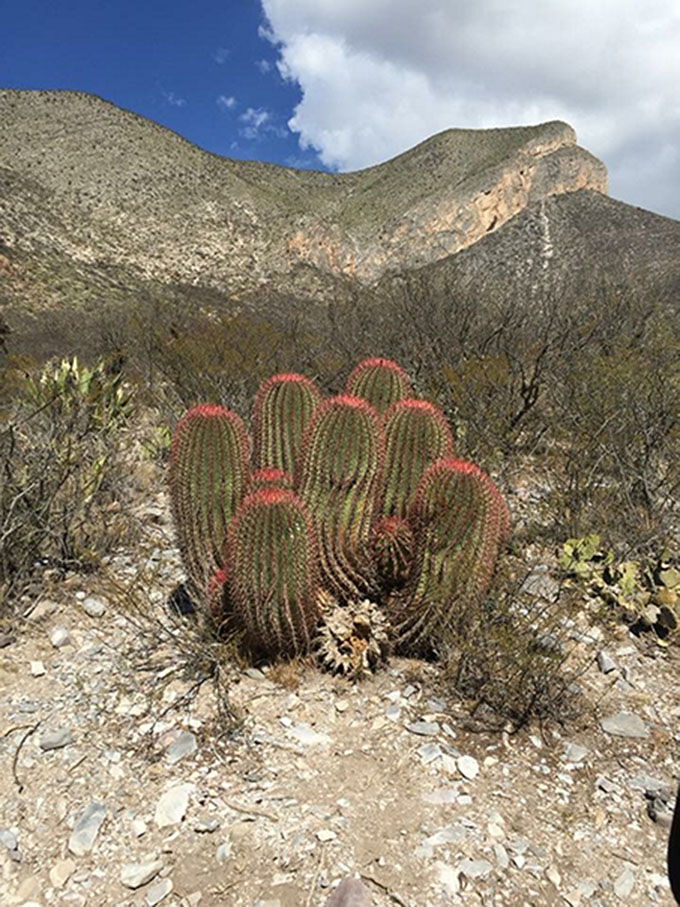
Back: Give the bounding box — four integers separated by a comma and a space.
0, 492, 678, 907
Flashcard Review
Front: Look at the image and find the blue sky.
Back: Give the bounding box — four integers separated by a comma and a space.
2, 1, 679, 218
1, 0, 325, 170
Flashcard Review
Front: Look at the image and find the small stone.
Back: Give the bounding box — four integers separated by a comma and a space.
216, 841, 232, 863
597, 650, 616, 673
186, 893, 203, 907
628, 773, 668, 795
81, 596, 106, 618
49, 858, 76, 889
286, 722, 331, 746
335, 699, 349, 712
120, 859, 163, 889
521, 565, 559, 601
16, 876, 41, 900
596, 775, 619, 794
0, 828, 18, 851
68, 801, 107, 856
423, 787, 459, 804
613, 866, 635, 898
457, 755, 479, 780
194, 817, 220, 834
325, 877, 372, 906
145, 877, 173, 906
166, 731, 197, 764
493, 843, 509, 869
600, 712, 648, 739
563, 742, 589, 763
30, 661, 46, 677
155, 783, 193, 828
50, 625, 71, 647
40, 726, 74, 751
546, 865, 561, 887
316, 829, 336, 842
385, 704, 401, 722
131, 818, 148, 837
405, 720, 440, 736
434, 862, 460, 896
458, 858, 492, 880
245, 667, 266, 679
418, 742, 442, 764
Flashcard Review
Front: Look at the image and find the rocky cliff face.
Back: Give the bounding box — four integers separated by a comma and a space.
0, 90, 607, 309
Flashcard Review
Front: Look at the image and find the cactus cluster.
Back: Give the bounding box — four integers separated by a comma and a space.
168, 359, 509, 665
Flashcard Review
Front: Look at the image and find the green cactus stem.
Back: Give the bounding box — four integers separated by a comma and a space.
371, 515, 415, 590
297, 394, 384, 600
225, 487, 320, 657
392, 458, 509, 653
169, 404, 250, 606
382, 399, 455, 518
345, 358, 411, 417
253, 373, 321, 473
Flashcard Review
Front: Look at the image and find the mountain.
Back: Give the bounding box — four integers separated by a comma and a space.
1, 88, 678, 335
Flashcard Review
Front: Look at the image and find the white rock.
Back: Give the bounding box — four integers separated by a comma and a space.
68, 801, 107, 856
49, 858, 76, 889
434, 861, 460, 896
457, 755, 479, 780
614, 866, 635, 898
120, 860, 163, 889
316, 829, 336, 842
155, 783, 193, 828
50, 625, 71, 647
81, 596, 106, 618
131, 818, 148, 837
145, 877, 173, 905
30, 661, 46, 677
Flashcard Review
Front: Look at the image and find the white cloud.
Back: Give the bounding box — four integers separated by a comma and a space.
260, 0, 680, 218
255, 58, 272, 74
238, 106, 288, 140
217, 94, 236, 111
162, 90, 187, 108
214, 47, 230, 64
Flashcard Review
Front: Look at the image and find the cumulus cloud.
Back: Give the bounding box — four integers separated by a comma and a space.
217, 94, 236, 111
260, 0, 680, 217
214, 47, 230, 64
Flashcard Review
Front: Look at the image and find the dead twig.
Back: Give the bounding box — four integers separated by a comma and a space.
305, 843, 325, 907
11, 719, 42, 793
224, 799, 278, 822
360, 872, 408, 906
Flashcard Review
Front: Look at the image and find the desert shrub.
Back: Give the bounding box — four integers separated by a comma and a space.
0, 356, 134, 620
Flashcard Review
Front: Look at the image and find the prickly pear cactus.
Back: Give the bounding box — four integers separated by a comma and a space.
169, 404, 249, 606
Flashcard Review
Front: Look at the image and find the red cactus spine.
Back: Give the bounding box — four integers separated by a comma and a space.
345, 358, 411, 417
381, 399, 455, 518
297, 395, 384, 600
253, 373, 321, 473
169, 404, 250, 606
392, 458, 509, 652
245, 467, 294, 496
225, 487, 320, 657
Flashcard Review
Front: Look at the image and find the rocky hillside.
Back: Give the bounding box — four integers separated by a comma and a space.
1, 89, 607, 308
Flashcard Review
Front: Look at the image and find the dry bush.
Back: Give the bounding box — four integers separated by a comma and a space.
0, 356, 136, 621
438, 562, 588, 730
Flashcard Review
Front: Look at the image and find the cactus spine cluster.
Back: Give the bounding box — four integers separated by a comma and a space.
168, 358, 509, 664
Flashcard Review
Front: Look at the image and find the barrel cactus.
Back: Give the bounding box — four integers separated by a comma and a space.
253, 373, 321, 473
345, 357, 411, 417
391, 458, 509, 653
169, 404, 249, 606
225, 487, 320, 657
297, 395, 384, 600
382, 398, 455, 519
